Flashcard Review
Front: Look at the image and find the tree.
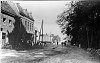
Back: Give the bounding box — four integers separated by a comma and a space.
8, 16, 32, 50
52, 35, 61, 44
57, 1, 100, 49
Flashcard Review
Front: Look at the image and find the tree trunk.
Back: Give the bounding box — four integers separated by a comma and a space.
86, 27, 89, 48
90, 29, 93, 48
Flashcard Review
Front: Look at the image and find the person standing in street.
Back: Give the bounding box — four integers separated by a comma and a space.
57, 41, 58, 46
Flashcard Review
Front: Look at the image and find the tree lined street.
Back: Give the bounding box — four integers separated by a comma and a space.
57, 1, 100, 49
1, 1, 100, 63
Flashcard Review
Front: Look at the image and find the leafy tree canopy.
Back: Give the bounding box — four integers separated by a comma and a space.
57, 1, 100, 48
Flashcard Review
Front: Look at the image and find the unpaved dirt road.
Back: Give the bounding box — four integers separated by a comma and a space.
1, 45, 100, 63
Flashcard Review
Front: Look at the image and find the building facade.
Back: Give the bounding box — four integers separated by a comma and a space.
16, 3, 37, 46
39, 33, 53, 46
1, 1, 19, 48
1, 1, 37, 49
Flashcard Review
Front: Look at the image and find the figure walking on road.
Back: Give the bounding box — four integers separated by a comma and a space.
57, 41, 58, 46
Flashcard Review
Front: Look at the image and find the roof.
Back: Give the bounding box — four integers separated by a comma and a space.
7, 1, 20, 16
16, 3, 24, 14
1, 1, 17, 16
16, 3, 34, 21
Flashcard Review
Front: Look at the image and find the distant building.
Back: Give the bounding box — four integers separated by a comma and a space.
39, 33, 52, 43
39, 33, 61, 46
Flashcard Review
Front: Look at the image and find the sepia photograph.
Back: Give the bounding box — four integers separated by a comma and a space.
0, 1, 100, 63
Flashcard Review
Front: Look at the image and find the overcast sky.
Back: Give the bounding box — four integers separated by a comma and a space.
13, 1, 70, 39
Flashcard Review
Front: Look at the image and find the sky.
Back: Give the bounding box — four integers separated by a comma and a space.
13, 1, 70, 40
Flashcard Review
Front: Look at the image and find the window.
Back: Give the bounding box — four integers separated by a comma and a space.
9, 20, 12, 25
1, 28, 3, 31
28, 22, 29, 30
32, 24, 33, 31
25, 21, 27, 29
25, 21, 27, 25
3, 18, 6, 25
2, 32, 6, 39
30, 23, 31, 31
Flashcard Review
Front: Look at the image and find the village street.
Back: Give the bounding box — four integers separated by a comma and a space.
1, 44, 100, 63
1, 1, 100, 63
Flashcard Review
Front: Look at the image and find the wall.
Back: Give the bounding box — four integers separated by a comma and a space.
40, 34, 51, 42
1, 13, 15, 34
0, 13, 15, 48
21, 17, 35, 34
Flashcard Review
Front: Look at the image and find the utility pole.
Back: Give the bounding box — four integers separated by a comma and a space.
42, 20, 43, 43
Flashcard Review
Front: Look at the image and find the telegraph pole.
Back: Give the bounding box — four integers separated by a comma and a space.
42, 20, 43, 43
